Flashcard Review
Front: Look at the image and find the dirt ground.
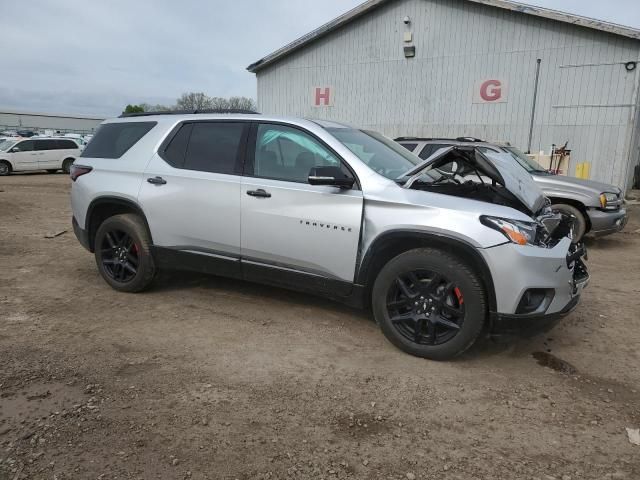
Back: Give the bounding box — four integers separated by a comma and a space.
0, 173, 639, 480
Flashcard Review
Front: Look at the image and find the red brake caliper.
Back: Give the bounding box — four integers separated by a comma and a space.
454, 287, 464, 305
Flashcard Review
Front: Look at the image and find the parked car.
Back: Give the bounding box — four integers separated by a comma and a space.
70, 113, 588, 360
16, 129, 36, 137
0, 137, 80, 175
396, 137, 627, 241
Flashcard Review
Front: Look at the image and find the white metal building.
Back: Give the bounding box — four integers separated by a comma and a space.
248, 0, 640, 190
0, 109, 104, 135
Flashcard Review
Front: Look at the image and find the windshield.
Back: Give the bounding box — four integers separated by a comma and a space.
327, 128, 420, 179
503, 146, 547, 173
0, 139, 17, 151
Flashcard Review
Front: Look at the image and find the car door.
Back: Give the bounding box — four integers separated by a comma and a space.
240, 122, 363, 295
34, 139, 58, 168
8, 139, 37, 171
138, 120, 249, 278
54, 139, 80, 168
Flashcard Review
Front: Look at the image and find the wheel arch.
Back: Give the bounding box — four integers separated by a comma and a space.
547, 197, 591, 231
86, 196, 152, 252
355, 230, 497, 313
0, 158, 13, 173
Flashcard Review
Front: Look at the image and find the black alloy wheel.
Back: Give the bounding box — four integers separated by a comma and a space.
386, 270, 465, 346
100, 229, 139, 283
371, 248, 486, 360
94, 213, 156, 292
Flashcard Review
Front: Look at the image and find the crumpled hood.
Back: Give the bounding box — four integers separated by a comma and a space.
402, 146, 547, 215
481, 150, 547, 214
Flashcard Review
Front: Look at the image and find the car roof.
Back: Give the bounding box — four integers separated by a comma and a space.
104, 112, 357, 133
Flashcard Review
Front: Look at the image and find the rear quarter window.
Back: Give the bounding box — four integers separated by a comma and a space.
399, 142, 418, 152
58, 139, 79, 149
81, 122, 156, 159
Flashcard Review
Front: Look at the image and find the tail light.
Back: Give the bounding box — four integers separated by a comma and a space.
70, 164, 92, 181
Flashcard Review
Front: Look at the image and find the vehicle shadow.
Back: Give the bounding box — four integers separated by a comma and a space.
150, 269, 371, 321
149, 270, 541, 362
6, 171, 63, 176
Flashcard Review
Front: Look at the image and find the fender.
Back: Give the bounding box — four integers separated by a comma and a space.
85, 196, 153, 251
355, 229, 497, 313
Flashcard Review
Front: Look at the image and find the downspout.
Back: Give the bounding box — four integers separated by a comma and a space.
526, 59, 542, 154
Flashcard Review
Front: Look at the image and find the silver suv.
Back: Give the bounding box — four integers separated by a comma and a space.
70, 113, 588, 360
396, 137, 628, 241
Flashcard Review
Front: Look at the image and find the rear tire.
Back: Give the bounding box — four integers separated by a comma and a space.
371, 248, 486, 360
0, 161, 11, 176
94, 214, 156, 292
62, 158, 74, 174
551, 203, 587, 242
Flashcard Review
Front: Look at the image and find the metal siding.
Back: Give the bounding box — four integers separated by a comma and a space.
256, 0, 640, 189
0, 112, 103, 133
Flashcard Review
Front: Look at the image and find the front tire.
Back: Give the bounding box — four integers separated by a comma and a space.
551, 203, 587, 243
94, 214, 156, 292
371, 248, 486, 360
0, 161, 11, 176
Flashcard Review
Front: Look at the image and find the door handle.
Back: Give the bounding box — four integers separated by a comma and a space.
147, 176, 167, 185
246, 189, 271, 198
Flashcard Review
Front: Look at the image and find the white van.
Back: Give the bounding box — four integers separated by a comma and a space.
0, 137, 80, 175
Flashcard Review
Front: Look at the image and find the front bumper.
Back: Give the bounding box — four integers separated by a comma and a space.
588, 207, 628, 236
490, 295, 580, 337
481, 237, 589, 336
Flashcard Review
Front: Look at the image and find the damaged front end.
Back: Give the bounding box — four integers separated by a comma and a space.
399, 145, 589, 330
398, 145, 585, 248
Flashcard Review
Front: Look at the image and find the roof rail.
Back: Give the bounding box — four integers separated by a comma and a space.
394, 136, 486, 142
118, 108, 260, 118
455, 136, 485, 142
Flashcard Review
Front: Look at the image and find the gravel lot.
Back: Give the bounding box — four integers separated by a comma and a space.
1, 173, 639, 480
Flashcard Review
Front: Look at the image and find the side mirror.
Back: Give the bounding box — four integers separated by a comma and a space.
9, 148, 18, 153
308, 166, 355, 189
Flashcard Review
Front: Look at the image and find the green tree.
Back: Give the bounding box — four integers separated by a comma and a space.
123, 104, 145, 114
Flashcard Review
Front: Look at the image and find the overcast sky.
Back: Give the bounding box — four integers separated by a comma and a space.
1, 0, 638, 116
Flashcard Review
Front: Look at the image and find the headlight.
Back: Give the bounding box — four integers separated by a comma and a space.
480, 216, 541, 246
599, 192, 618, 209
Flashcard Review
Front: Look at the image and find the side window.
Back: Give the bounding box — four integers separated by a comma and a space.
161, 123, 193, 167
59, 139, 78, 149
12, 140, 34, 152
183, 122, 246, 174
399, 142, 418, 152
418, 143, 449, 160
253, 123, 343, 183
35, 139, 56, 151
81, 122, 156, 159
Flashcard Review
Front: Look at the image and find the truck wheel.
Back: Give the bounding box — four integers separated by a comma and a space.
94, 214, 156, 293
551, 203, 586, 242
371, 248, 486, 360
0, 161, 11, 176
